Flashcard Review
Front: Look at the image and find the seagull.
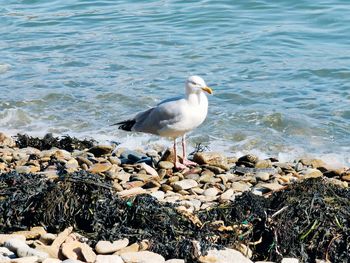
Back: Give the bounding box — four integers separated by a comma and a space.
114, 76, 213, 169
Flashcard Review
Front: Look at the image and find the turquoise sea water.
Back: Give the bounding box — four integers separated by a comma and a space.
1, 0, 350, 165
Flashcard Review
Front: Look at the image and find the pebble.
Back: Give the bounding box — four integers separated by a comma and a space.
165, 260, 185, 263
230, 182, 251, 192
95, 239, 129, 254
255, 172, 270, 181
220, 189, 234, 200
88, 145, 113, 157
0, 235, 26, 245
158, 161, 174, 169
172, 179, 198, 191
281, 258, 299, 263
0, 247, 15, 258
193, 152, 228, 169
95, 254, 124, 263
120, 150, 147, 163
42, 259, 61, 263
121, 251, 165, 263
119, 187, 147, 197
151, 191, 165, 200
257, 182, 285, 192
61, 241, 84, 261
198, 248, 253, 263
88, 162, 112, 174
302, 168, 323, 179
138, 163, 159, 177
10, 256, 40, 263
203, 187, 219, 197
17, 245, 49, 260
0, 132, 15, 147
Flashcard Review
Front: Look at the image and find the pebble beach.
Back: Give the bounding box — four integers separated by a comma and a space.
1, 132, 349, 263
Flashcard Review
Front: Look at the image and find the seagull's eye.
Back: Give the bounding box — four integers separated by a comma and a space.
189, 81, 197, 85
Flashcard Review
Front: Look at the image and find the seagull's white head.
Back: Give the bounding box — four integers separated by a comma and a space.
186, 75, 213, 95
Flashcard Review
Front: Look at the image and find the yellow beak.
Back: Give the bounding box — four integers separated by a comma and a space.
201, 86, 213, 94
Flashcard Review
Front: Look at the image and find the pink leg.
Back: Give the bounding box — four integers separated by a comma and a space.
181, 135, 197, 166
174, 138, 186, 169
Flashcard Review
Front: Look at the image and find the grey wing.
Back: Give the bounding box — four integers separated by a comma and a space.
133, 100, 184, 135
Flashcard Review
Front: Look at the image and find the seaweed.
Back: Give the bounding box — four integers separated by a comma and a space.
15, 133, 96, 152
0, 172, 349, 262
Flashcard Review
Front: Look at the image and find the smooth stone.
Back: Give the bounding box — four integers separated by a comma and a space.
95, 255, 124, 263
88, 145, 113, 157
303, 168, 323, 178
255, 160, 272, 169
108, 156, 121, 166
161, 184, 173, 192
0, 235, 26, 245
65, 159, 79, 172
220, 189, 234, 200
54, 150, 71, 160
39, 233, 57, 246
172, 179, 198, 191
193, 152, 228, 169
230, 182, 251, 192
76, 156, 93, 167
10, 256, 39, 263
42, 259, 61, 263
0, 247, 15, 258
17, 246, 49, 261
165, 259, 185, 263
255, 172, 270, 181
158, 161, 174, 170
184, 173, 200, 180
95, 239, 129, 254
135, 157, 153, 165
281, 258, 299, 263
118, 187, 146, 197
122, 181, 145, 189
341, 174, 350, 182
203, 187, 219, 197
61, 241, 84, 261
115, 171, 131, 182
114, 243, 139, 255
0, 254, 10, 262
120, 150, 147, 162
138, 163, 158, 177
121, 251, 165, 263
4, 238, 28, 253
258, 182, 285, 192
80, 243, 96, 263
237, 154, 259, 164
198, 248, 253, 263
15, 166, 31, 174
14, 227, 46, 240
150, 191, 165, 200
61, 260, 85, 263
190, 187, 204, 195
0, 132, 15, 147
88, 162, 112, 174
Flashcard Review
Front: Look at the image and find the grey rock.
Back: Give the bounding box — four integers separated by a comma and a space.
172, 179, 198, 191
120, 150, 147, 162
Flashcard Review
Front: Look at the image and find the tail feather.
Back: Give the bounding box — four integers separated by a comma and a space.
112, 119, 136, 131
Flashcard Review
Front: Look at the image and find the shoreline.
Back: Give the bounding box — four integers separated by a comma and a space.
1, 132, 349, 262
